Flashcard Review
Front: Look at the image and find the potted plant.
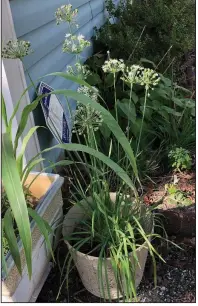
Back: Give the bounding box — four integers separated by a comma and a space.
1, 94, 65, 302
42, 63, 169, 301
62, 189, 156, 301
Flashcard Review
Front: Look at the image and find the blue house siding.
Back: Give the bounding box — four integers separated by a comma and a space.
10, 0, 106, 167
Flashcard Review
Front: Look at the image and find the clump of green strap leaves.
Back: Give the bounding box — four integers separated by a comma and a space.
2, 93, 55, 278
2, 90, 76, 278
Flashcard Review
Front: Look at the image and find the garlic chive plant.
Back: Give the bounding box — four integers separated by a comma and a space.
50, 74, 166, 302
52, 2, 166, 302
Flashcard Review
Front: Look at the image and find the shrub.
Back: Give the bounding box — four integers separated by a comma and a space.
94, 0, 195, 78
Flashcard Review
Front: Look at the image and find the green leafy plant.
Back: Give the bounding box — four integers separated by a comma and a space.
1, 92, 53, 278
168, 147, 192, 171
165, 183, 192, 207
1, 89, 75, 277
165, 183, 178, 195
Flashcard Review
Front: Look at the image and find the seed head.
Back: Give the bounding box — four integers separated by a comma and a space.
2, 40, 33, 60
66, 63, 91, 79
102, 58, 125, 74
73, 102, 103, 135
55, 4, 78, 25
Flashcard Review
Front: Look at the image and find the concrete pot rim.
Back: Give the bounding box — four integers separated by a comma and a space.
2, 172, 64, 280
65, 238, 150, 261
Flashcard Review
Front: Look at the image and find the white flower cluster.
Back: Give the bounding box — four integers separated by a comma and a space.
55, 4, 78, 25
77, 85, 98, 103
102, 59, 125, 74
138, 68, 160, 91
73, 102, 103, 135
121, 65, 144, 84
66, 63, 91, 79
122, 65, 160, 92
63, 34, 90, 54
2, 40, 33, 60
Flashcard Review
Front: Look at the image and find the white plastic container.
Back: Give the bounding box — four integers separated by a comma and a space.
2, 172, 64, 302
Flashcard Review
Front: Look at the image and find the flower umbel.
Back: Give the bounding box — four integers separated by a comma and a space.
55, 4, 78, 25
138, 68, 160, 91
77, 86, 99, 103
102, 59, 125, 74
2, 40, 33, 60
63, 34, 90, 54
73, 102, 103, 135
121, 65, 144, 84
66, 63, 91, 79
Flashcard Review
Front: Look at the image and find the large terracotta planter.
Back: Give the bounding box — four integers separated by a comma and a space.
62, 193, 152, 300
2, 172, 64, 303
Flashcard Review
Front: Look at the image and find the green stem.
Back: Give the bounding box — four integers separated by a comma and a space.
22, 60, 38, 96
127, 83, 133, 140
113, 73, 118, 122
68, 21, 73, 36
136, 88, 148, 158
113, 73, 120, 161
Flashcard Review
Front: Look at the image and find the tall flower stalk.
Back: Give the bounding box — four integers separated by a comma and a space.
102, 52, 125, 122
55, 3, 95, 184
135, 69, 160, 156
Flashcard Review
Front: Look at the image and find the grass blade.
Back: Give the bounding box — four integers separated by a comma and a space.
16, 126, 41, 178
3, 210, 22, 274
22, 158, 45, 186
2, 94, 8, 129
28, 207, 55, 261
13, 97, 42, 154
2, 133, 32, 278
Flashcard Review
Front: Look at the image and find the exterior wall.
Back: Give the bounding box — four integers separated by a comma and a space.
9, 0, 106, 166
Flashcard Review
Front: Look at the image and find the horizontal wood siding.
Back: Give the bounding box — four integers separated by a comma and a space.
10, 0, 105, 166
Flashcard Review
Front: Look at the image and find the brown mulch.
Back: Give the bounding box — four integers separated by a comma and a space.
143, 170, 195, 209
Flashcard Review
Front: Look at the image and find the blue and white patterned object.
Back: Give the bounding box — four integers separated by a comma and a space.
38, 82, 70, 143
